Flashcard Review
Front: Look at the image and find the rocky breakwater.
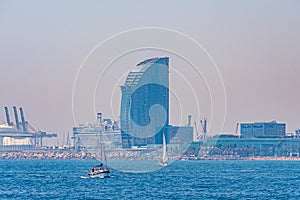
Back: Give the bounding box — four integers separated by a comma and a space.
0, 150, 96, 160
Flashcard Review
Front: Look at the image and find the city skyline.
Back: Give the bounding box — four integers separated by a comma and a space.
1, 1, 300, 144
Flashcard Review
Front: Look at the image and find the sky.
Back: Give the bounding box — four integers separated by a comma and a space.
0, 0, 300, 144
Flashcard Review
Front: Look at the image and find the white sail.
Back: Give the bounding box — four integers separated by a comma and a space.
162, 133, 167, 162
159, 132, 168, 166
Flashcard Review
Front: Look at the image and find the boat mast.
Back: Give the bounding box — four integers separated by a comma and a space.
97, 112, 107, 166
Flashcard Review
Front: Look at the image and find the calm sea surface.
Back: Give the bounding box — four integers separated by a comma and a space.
0, 160, 300, 199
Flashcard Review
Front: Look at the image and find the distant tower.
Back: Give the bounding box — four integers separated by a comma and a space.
120, 57, 169, 148
188, 115, 192, 127
97, 113, 102, 125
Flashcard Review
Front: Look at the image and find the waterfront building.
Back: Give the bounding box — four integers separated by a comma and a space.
73, 120, 121, 150
186, 136, 300, 158
240, 121, 286, 138
0, 124, 33, 150
166, 126, 193, 144
120, 57, 169, 148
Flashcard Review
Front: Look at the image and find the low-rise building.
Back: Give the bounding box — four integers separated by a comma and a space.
240, 121, 286, 138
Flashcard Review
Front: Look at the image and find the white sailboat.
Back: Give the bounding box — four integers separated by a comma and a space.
88, 113, 111, 178
88, 163, 110, 178
159, 132, 168, 166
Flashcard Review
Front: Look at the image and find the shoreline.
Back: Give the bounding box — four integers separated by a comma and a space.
0, 149, 96, 160
1, 150, 300, 161
247, 156, 300, 161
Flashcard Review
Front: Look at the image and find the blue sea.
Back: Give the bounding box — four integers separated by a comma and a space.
0, 160, 300, 199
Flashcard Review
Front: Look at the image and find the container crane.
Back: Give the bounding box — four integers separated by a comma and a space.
200, 118, 207, 142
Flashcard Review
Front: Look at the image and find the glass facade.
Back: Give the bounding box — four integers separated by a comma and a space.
120, 57, 169, 148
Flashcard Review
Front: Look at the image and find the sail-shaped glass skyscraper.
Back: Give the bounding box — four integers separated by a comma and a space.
120, 57, 169, 148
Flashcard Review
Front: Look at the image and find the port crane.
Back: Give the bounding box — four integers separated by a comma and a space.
200, 118, 207, 142
194, 118, 207, 142
2, 106, 57, 148
195, 118, 208, 157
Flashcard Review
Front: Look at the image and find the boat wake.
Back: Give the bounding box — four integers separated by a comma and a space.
80, 175, 113, 179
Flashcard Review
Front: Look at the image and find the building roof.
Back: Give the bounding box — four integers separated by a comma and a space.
241, 120, 285, 125
125, 57, 169, 86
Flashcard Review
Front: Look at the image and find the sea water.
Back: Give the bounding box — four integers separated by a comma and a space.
0, 160, 300, 199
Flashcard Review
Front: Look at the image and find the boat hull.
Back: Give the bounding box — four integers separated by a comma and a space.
158, 161, 168, 167
88, 172, 110, 178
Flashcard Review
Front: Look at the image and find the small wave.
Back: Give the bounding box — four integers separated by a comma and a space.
80, 175, 114, 179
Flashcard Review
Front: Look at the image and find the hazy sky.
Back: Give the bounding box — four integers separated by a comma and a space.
1, 1, 300, 143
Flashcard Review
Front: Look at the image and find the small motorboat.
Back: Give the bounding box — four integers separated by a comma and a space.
86, 113, 111, 178
88, 163, 110, 178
